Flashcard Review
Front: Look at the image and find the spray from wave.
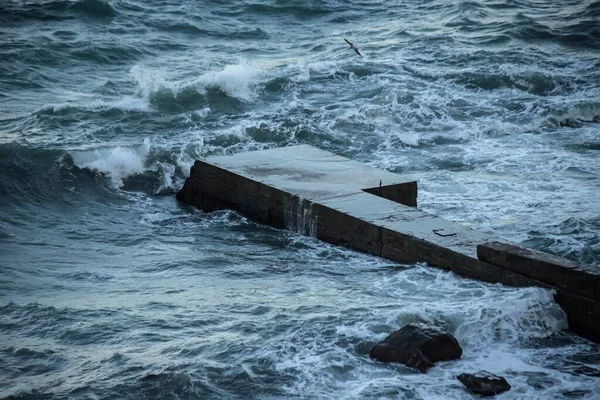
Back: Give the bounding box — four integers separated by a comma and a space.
71, 138, 151, 188
130, 63, 262, 112
69, 138, 195, 194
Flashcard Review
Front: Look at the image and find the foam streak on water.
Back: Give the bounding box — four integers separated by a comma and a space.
1, 0, 599, 398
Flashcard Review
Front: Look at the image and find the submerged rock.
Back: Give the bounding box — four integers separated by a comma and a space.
369, 323, 462, 373
457, 370, 511, 396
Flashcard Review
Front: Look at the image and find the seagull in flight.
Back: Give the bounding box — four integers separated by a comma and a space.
344, 38, 362, 57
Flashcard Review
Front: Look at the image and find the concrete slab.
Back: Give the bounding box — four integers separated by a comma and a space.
319, 191, 493, 259
206, 145, 416, 203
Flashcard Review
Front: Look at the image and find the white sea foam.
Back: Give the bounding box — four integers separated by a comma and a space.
130, 63, 262, 105
194, 107, 211, 118
256, 265, 596, 400
149, 160, 176, 194
131, 65, 174, 101
415, 128, 600, 249
109, 96, 151, 112
71, 138, 151, 188
174, 146, 195, 178
36, 97, 151, 114
194, 63, 261, 102
70, 138, 196, 193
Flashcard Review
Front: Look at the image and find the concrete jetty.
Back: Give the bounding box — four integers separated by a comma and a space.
176, 145, 600, 341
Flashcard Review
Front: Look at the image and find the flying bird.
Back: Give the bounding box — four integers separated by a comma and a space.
344, 38, 362, 57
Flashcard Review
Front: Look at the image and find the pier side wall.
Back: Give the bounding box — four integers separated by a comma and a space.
363, 182, 418, 207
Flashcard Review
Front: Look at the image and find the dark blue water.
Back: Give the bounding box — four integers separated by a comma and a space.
1, 0, 599, 398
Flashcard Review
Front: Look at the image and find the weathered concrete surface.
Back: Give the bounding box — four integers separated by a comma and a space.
177, 145, 600, 342
185, 145, 417, 204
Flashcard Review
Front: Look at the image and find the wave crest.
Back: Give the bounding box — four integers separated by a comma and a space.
69, 0, 116, 18
71, 138, 151, 188
130, 63, 261, 112
0, 0, 116, 23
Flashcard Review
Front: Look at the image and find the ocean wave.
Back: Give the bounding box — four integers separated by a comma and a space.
51, 29, 78, 39
68, 0, 116, 18
70, 43, 152, 64
0, 35, 150, 71
367, 267, 568, 345
524, 215, 600, 265
34, 97, 151, 117
455, 288, 567, 346
0, 0, 116, 24
0, 140, 188, 209
246, 2, 334, 17
69, 138, 193, 194
214, 1, 339, 19
0, 302, 76, 339
445, 68, 579, 97
70, 139, 151, 188
158, 21, 214, 37
0, 302, 131, 353
447, 0, 490, 19
539, 101, 600, 131
194, 64, 262, 103
431, 2, 600, 49
156, 21, 270, 40
504, 12, 600, 49
135, 370, 222, 399
0, 345, 66, 386
0, 144, 75, 208
0, 3, 72, 24
131, 63, 262, 111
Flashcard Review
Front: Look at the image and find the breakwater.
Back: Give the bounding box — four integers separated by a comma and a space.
177, 145, 600, 342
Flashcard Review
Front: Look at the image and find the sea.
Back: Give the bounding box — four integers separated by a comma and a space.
1, 0, 599, 399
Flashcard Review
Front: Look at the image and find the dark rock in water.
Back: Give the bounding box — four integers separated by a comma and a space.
402, 348, 434, 373
369, 323, 463, 373
457, 370, 511, 396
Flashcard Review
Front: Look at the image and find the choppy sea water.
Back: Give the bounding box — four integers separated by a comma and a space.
1, 0, 599, 398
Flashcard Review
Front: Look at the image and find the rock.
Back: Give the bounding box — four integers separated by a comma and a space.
457, 370, 511, 396
369, 323, 463, 373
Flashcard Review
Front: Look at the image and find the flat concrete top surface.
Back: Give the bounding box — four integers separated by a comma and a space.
319, 191, 500, 258
206, 145, 505, 257
207, 145, 413, 201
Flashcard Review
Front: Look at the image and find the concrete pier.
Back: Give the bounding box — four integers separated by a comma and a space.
177, 145, 600, 341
